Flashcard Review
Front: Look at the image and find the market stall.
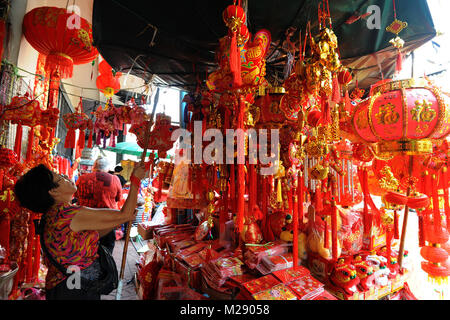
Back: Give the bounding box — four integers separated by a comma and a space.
0, 0, 448, 301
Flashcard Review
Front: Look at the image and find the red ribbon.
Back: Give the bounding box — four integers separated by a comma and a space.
293, 186, 299, 270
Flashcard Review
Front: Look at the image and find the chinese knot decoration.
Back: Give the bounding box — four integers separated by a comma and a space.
62, 97, 92, 150
207, 2, 271, 92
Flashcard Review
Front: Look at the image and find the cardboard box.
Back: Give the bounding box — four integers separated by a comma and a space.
307, 252, 335, 282
137, 222, 158, 240
173, 257, 202, 291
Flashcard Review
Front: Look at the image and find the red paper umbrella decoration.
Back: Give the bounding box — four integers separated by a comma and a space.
96, 59, 122, 98
22, 6, 98, 80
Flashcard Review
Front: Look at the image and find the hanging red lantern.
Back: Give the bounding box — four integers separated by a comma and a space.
421, 225, 450, 284
222, 4, 246, 32
96, 59, 122, 98
352, 79, 450, 157
22, 6, 99, 80
337, 69, 352, 86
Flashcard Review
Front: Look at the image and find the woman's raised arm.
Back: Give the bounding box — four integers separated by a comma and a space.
70, 162, 148, 232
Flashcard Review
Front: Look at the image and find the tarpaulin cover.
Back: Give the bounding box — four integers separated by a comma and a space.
92, 0, 435, 91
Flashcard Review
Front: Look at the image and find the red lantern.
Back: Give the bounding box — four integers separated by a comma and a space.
22, 6, 99, 79
420, 224, 450, 283
352, 79, 450, 157
96, 59, 122, 98
337, 69, 352, 86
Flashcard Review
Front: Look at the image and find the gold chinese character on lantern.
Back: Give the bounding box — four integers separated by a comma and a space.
411, 99, 436, 123
375, 103, 400, 125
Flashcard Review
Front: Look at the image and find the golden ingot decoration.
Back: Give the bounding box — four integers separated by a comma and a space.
379, 166, 400, 191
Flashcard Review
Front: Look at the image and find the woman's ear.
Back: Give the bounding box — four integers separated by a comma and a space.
48, 188, 59, 198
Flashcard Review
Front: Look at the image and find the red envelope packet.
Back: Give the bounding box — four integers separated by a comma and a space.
312, 290, 338, 300
252, 283, 297, 300
182, 253, 205, 269
176, 243, 208, 260
288, 275, 324, 300
243, 274, 281, 295
272, 266, 310, 284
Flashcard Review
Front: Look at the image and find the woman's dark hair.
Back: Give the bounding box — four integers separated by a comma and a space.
14, 164, 58, 213
114, 165, 123, 173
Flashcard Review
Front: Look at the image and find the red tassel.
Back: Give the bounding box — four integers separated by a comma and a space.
87, 130, 93, 148
298, 174, 304, 229
386, 228, 392, 264
331, 201, 338, 260
442, 168, 450, 231
331, 76, 341, 103
0, 204, 10, 263
78, 130, 86, 150
26, 126, 34, 161
324, 217, 329, 249
314, 186, 323, 212
230, 164, 235, 202
418, 214, 425, 247
394, 210, 399, 239
344, 90, 352, 113
431, 174, 442, 231
293, 186, 299, 269
220, 182, 228, 244
395, 49, 403, 73
14, 124, 23, 161
75, 140, 82, 159
0, 169, 3, 191
321, 95, 331, 125
236, 97, 245, 232
25, 213, 34, 282
229, 31, 242, 87
64, 128, 76, 149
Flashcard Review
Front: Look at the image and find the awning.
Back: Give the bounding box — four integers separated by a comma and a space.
92, 0, 435, 91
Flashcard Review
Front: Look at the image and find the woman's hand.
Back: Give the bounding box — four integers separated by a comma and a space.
132, 162, 148, 181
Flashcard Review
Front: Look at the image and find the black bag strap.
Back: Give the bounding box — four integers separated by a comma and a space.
34, 217, 68, 275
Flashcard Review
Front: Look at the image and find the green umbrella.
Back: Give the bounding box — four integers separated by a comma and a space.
104, 141, 156, 157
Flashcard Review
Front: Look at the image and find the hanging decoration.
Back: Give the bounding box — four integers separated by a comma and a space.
385, 0, 408, 74
96, 59, 122, 98
22, 6, 99, 80
62, 97, 91, 151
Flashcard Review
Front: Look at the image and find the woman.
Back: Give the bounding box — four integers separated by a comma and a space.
14, 162, 147, 300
